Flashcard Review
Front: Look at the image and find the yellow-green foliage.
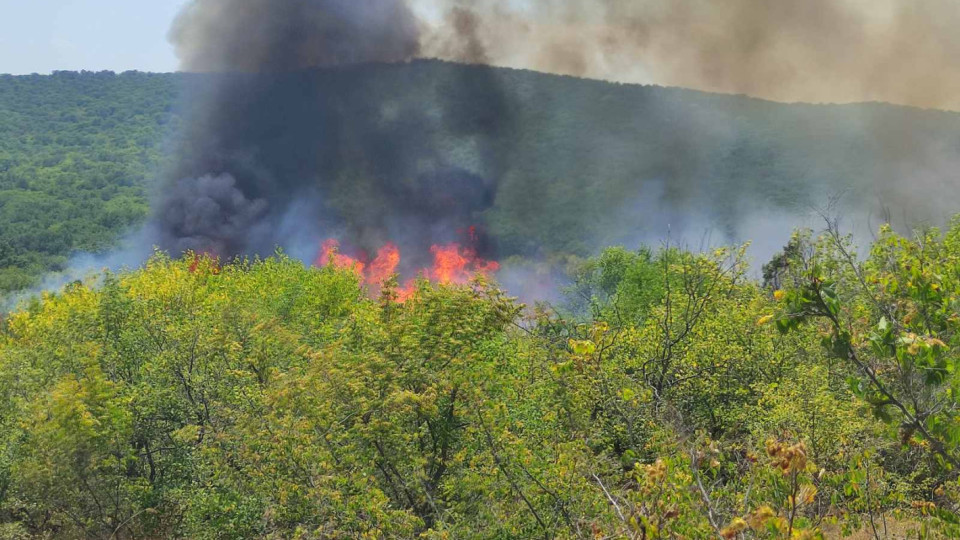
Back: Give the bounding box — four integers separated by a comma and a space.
0, 230, 957, 538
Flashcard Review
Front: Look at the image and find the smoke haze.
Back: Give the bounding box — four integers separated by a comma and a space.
418, 0, 960, 111
136, 0, 960, 297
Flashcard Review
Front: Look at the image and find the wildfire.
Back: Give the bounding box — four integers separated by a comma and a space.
430, 244, 469, 284
367, 243, 401, 284
188, 251, 221, 274
429, 244, 500, 284
316, 239, 366, 275
315, 234, 499, 301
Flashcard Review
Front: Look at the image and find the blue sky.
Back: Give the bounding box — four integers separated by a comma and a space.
0, 0, 188, 74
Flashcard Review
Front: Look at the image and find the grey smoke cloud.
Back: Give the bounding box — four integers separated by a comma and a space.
173, 0, 960, 110
157, 174, 268, 255
159, 0, 507, 261
417, 0, 960, 111
170, 0, 421, 71
153, 0, 959, 280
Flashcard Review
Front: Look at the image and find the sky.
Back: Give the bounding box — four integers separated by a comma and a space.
0, 0, 187, 74
0, 0, 443, 75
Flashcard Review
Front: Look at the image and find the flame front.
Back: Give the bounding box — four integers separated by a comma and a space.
429, 244, 500, 284
367, 243, 401, 284
430, 244, 469, 284
314, 234, 499, 301
316, 239, 366, 275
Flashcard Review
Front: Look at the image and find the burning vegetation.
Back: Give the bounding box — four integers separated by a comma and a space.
3, 0, 960, 538
316, 232, 500, 301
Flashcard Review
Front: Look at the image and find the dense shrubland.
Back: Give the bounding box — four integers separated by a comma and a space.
0, 220, 958, 538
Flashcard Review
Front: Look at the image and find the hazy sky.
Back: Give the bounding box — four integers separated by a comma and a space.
2, 0, 959, 110
0, 0, 187, 74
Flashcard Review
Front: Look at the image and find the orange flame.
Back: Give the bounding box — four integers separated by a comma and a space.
367, 243, 401, 284
474, 259, 501, 275
316, 239, 365, 275
430, 244, 470, 284
396, 279, 418, 303
315, 232, 499, 302
427, 244, 499, 284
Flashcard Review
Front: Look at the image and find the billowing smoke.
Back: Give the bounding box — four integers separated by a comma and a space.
419, 0, 960, 111
143, 0, 960, 287
170, 0, 421, 72
156, 0, 513, 267
173, 0, 960, 111
157, 174, 268, 255
159, 0, 416, 259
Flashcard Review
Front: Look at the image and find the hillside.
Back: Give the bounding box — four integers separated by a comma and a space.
0, 71, 178, 291
3, 61, 960, 294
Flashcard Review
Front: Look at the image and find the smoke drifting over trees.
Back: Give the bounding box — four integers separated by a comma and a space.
174, 0, 960, 110
420, 0, 960, 111
151, 0, 960, 270
158, 0, 510, 264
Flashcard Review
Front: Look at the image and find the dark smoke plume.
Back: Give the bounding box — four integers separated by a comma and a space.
170, 0, 421, 72
151, 0, 960, 279
158, 0, 513, 265
157, 174, 268, 255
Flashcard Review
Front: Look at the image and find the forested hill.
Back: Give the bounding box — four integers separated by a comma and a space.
0, 71, 178, 291
3, 61, 960, 293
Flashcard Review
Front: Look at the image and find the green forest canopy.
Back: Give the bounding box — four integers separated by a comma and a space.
0, 71, 176, 292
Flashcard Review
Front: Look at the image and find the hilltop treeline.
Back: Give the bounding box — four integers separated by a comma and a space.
1, 220, 959, 538
4, 62, 960, 294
